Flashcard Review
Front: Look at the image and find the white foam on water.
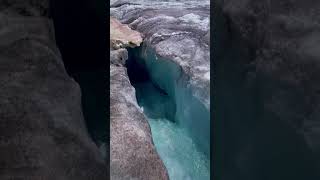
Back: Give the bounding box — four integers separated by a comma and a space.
148, 117, 210, 180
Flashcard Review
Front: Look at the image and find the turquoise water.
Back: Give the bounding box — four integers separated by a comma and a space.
148, 118, 210, 180
130, 47, 210, 157
134, 82, 210, 180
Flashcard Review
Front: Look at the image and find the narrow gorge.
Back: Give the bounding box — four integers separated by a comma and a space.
3, 0, 320, 180
127, 46, 210, 179
110, 0, 210, 179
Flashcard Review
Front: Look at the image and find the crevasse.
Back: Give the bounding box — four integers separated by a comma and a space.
126, 44, 210, 180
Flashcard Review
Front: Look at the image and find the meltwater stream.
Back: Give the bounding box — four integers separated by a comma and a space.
134, 81, 210, 180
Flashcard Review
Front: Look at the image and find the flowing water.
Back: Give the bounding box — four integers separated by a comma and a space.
134, 82, 210, 180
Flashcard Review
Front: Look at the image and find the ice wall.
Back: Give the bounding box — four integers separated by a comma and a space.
129, 46, 210, 157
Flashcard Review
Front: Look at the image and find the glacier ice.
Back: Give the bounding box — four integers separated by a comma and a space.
126, 45, 210, 179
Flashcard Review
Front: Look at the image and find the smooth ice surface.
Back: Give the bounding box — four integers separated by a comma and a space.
134, 82, 210, 180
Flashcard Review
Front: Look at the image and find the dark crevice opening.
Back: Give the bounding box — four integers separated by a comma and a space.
126, 47, 168, 96
49, 0, 108, 158
126, 47, 176, 121
125, 47, 150, 84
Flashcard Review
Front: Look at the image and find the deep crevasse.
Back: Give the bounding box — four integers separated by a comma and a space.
127, 45, 210, 179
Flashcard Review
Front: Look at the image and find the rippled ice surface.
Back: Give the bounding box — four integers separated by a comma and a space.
110, 0, 209, 6
148, 117, 210, 180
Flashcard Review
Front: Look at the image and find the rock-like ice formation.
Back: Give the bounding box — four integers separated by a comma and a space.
110, 17, 143, 49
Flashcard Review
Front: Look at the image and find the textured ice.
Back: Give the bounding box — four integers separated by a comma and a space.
110, 0, 210, 110
178, 13, 210, 32
131, 46, 210, 157
127, 43, 210, 179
